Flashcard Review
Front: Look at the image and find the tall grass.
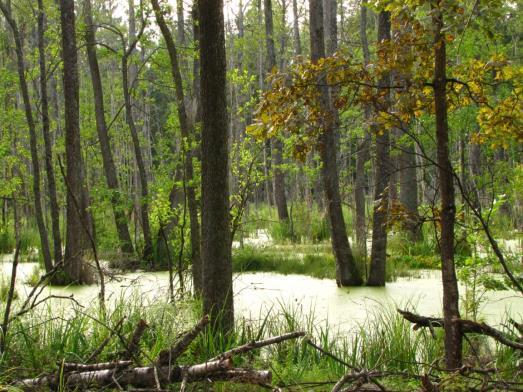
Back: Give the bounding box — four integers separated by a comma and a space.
232, 246, 336, 279
0, 294, 518, 389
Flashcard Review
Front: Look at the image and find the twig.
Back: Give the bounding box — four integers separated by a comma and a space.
305, 338, 358, 370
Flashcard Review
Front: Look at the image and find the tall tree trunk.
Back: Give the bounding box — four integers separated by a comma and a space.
59, 0, 91, 283
37, 0, 62, 266
367, 10, 392, 287
399, 137, 422, 242
192, 3, 202, 124
309, 0, 362, 286
0, 1, 53, 273
264, 0, 289, 221
257, 0, 273, 207
176, 0, 185, 44
432, 4, 462, 369
151, 0, 202, 296
83, 0, 134, 256
199, 0, 234, 333
468, 141, 482, 209
122, 55, 154, 263
354, 2, 371, 256
292, 0, 301, 56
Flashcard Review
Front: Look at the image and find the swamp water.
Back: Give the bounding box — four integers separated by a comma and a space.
1, 254, 521, 335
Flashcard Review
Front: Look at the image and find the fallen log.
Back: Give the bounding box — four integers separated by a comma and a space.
210, 331, 306, 361
14, 319, 300, 390
398, 309, 523, 350
208, 369, 272, 384
62, 360, 132, 372
16, 358, 232, 390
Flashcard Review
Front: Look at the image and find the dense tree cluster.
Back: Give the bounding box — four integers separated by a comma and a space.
0, 0, 521, 369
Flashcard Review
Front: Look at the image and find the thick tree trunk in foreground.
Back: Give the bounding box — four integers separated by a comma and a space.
84, 0, 134, 256
200, 0, 234, 333
0, 1, 53, 273
264, 0, 289, 221
367, 10, 392, 287
432, 5, 462, 369
151, 0, 202, 296
60, 0, 91, 283
309, 0, 362, 286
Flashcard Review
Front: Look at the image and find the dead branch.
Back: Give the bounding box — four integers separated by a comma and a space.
305, 338, 357, 370
157, 315, 209, 365
62, 360, 132, 372
398, 309, 523, 350
332, 370, 388, 392
208, 369, 272, 384
86, 317, 125, 363
124, 319, 149, 361
210, 331, 306, 361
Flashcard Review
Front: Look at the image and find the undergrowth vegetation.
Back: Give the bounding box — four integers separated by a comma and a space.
0, 296, 518, 390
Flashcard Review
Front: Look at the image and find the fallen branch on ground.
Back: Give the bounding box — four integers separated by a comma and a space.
124, 319, 148, 361
398, 309, 523, 350
157, 314, 209, 365
210, 330, 306, 361
13, 316, 302, 391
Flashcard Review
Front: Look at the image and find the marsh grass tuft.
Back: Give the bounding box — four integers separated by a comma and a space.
232, 246, 336, 279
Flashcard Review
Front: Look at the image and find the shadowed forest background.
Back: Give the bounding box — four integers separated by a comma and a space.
0, 0, 522, 390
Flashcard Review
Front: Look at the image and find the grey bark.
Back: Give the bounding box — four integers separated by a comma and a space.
0, 1, 53, 273
122, 30, 154, 263
151, 0, 202, 296
59, 0, 92, 283
354, 3, 371, 256
309, 0, 362, 286
367, 11, 392, 287
37, 0, 62, 266
292, 0, 302, 55
83, 0, 134, 256
399, 137, 422, 242
264, 0, 289, 221
432, 5, 462, 369
199, 0, 234, 333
